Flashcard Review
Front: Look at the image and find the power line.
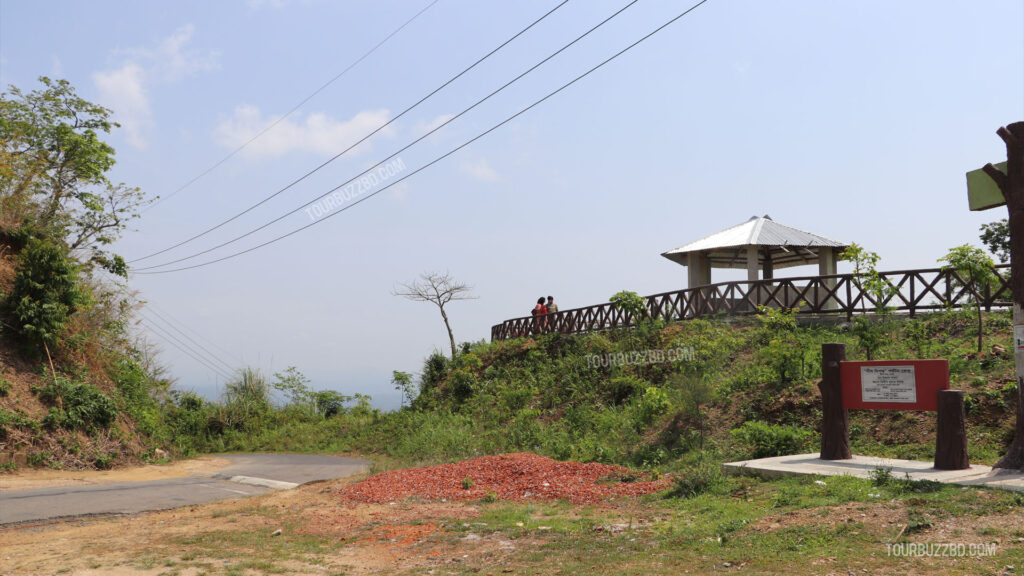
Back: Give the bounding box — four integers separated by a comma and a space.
137, 0, 713, 275
142, 0, 441, 214
139, 314, 234, 377
142, 309, 239, 374
139, 317, 234, 379
145, 301, 245, 365
130, 0, 569, 261
133, 0, 634, 271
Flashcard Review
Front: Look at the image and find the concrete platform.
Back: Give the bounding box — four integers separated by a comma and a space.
723, 453, 1024, 492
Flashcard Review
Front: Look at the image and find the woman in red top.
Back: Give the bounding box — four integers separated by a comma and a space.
532, 297, 547, 334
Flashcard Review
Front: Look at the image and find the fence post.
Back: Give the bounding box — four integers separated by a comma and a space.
819, 343, 852, 460
935, 389, 970, 470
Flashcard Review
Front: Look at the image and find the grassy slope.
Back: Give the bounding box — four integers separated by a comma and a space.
197, 308, 1018, 472
0, 236, 153, 469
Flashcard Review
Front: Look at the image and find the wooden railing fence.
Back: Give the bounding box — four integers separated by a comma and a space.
490, 265, 1013, 341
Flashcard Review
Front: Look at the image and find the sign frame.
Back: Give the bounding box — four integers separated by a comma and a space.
839, 359, 950, 411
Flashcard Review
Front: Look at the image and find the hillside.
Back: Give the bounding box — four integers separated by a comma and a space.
169, 306, 1019, 471
0, 232, 163, 470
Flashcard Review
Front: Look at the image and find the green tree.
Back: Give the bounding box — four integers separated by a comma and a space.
939, 244, 998, 355
609, 290, 646, 322
980, 219, 1010, 263
0, 77, 147, 276
840, 243, 896, 311
7, 237, 84, 363
841, 243, 896, 360
392, 370, 416, 408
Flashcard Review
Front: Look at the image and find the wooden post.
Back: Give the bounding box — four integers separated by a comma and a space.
819, 343, 852, 460
935, 389, 970, 470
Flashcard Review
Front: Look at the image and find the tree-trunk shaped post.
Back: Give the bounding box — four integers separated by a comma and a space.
982, 122, 1024, 470
935, 389, 969, 470
819, 343, 852, 460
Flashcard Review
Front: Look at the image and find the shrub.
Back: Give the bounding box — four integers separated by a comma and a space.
670, 460, 732, 498
7, 237, 85, 353
35, 376, 116, 431
632, 386, 671, 429
609, 290, 646, 321
730, 421, 814, 458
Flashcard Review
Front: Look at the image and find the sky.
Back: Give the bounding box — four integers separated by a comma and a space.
1, 0, 1022, 410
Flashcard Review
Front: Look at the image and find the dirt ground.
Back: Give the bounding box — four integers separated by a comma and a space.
0, 471, 506, 576
0, 456, 232, 491
3, 460, 1024, 575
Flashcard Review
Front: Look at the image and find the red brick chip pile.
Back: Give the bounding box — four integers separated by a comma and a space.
338, 453, 671, 505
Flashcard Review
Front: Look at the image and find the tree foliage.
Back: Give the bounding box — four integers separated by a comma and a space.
980, 219, 1010, 263
609, 290, 646, 320
7, 237, 85, 351
0, 77, 146, 275
939, 244, 998, 354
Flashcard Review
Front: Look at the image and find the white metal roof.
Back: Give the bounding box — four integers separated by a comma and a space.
661, 215, 849, 270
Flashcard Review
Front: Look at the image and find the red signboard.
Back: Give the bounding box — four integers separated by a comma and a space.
839, 360, 950, 411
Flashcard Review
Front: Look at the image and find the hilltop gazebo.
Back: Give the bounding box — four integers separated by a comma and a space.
661, 215, 849, 290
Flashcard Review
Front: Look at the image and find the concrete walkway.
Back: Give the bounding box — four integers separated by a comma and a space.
723, 453, 1024, 492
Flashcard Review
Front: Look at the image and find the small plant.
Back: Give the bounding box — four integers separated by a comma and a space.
609, 290, 646, 322
34, 376, 116, 431
461, 477, 475, 490
869, 466, 894, 487
939, 244, 998, 355
669, 460, 732, 499
93, 452, 115, 470
0, 378, 11, 396
841, 243, 897, 312
481, 490, 499, 503
731, 421, 814, 459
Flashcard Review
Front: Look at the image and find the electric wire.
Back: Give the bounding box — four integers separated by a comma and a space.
144, 301, 245, 365
139, 317, 234, 379
139, 314, 235, 377
142, 0, 442, 214
142, 309, 239, 374
130, 0, 569, 261
136, 0, 712, 275
133, 0, 634, 271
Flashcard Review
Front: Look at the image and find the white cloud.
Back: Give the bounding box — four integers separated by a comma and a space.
213, 105, 394, 159
93, 63, 150, 148
92, 25, 217, 148
459, 158, 498, 182
414, 113, 455, 137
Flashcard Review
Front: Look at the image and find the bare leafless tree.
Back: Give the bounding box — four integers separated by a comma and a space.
393, 271, 477, 360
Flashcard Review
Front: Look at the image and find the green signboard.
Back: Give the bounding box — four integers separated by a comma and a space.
967, 161, 1008, 211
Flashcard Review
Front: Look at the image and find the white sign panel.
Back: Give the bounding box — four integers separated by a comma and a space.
861, 366, 916, 403
1016, 325, 1024, 352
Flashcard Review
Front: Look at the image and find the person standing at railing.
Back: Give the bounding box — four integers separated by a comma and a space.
546, 296, 559, 332
531, 297, 547, 334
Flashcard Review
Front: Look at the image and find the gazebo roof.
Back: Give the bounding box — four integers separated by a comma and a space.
661, 215, 849, 270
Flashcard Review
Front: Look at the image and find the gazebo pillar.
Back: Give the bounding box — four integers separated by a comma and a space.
819, 247, 838, 310
745, 245, 759, 281
746, 245, 761, 308
688, 252, 711, 288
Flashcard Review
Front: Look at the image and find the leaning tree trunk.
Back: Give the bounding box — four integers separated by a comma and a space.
440, 306, 457, 360
986, 122, 1024, 470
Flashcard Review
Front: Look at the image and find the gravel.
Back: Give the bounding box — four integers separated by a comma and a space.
338, 453, 671, 505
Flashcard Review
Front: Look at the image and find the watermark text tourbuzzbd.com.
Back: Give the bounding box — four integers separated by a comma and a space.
585, 347, 695, 368
886, 542, 996, 558
304, 157, 407, 221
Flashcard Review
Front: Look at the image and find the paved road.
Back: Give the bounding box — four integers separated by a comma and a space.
0, 453, 369, 525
